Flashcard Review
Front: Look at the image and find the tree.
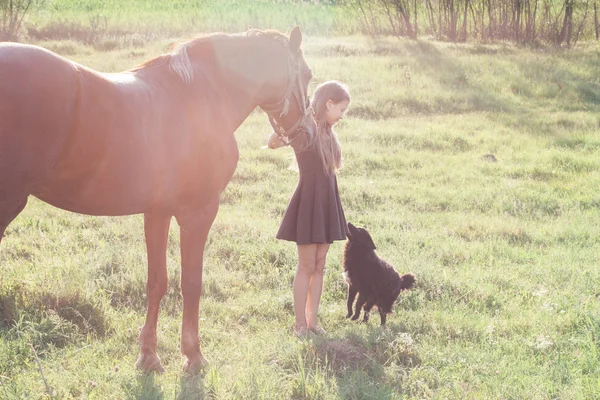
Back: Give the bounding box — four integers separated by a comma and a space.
1, 0, 45, 41
557, 0, 574, 46
342, 0, 597, 45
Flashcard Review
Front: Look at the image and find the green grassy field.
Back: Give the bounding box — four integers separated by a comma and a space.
25, 0, 357, 45
2, 30, 600, 399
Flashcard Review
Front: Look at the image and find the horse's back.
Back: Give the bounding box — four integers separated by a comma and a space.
0, 43, 80, 105
0, 43, 81, 191
0, 42, 239, 217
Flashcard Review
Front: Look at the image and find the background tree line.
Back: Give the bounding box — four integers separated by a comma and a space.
346, 0, 597, 46
1, 0, 598, 46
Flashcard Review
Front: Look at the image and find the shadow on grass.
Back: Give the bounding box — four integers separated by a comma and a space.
126, 372, 207, 400
404, 40, 517, 115
307, 324, 421, 397
176, 374, 207, 400
127, 374, 165, 400
358, 38, 600, 120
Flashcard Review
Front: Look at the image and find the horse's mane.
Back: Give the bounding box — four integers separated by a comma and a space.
130, 30, 289, 84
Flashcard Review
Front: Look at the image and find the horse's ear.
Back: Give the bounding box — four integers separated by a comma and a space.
290, 26, 302, 53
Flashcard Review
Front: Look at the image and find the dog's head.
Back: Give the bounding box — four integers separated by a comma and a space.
346, 222, 376, 250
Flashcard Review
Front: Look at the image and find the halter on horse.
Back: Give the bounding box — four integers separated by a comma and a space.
260, 40, 314, 145
0, 27, 316, 374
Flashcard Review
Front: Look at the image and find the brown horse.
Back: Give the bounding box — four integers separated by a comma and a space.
0, 27, 315, 374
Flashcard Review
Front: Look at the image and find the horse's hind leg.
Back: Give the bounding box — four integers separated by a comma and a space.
136, 212, 171, 374
0, 196, 28, 244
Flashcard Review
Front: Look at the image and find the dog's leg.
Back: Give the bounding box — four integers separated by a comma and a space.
378, 309, 387, 326
346, 286, 358, 318
362, 300, 376, 323
351, 293, 367, 321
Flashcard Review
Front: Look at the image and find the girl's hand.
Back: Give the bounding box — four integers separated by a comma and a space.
267, 132, 286, 149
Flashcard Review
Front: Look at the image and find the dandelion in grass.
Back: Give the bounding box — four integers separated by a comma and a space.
404, 66, 412, 86
393, 332, 414, 351
531, 334, 554, 351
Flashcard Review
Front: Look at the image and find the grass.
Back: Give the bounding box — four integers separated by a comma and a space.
1, 32, 600, 398
25, 0, 357, 45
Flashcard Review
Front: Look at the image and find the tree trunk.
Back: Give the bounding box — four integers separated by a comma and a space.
557, 1, 572, 45
565, 0, 574, 46
515, 0, 522, 42
595, 2, 599, 39
414, 0, 418, 38
488, 0, 495, 40
468, 1, 478, 40
480, 0, 486, 40
449, 0, 458, 40
382, 0, 399, 36
461, 0, 469, 41
425, 0, 438, 35
574, 1, 591, 45
532, 0, 538, 42
525, 0, 532, 42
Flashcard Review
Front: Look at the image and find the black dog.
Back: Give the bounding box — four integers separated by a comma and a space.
343, 223, 416, 325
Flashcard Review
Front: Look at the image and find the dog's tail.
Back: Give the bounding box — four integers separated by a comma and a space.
399, 273, 416, 290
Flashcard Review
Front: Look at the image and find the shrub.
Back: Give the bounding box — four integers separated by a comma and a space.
0, 0, 45, 40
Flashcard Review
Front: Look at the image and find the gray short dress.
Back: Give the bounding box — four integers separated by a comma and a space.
276, 133, 347, 245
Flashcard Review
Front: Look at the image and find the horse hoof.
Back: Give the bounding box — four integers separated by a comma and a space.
136, 352, 165, 374
183, 354, 209, 375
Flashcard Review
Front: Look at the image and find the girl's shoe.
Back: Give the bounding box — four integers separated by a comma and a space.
293, 325, 310, 338
309, 325, 327, 335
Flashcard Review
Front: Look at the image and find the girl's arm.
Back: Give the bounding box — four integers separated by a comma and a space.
267, 132, 286, 149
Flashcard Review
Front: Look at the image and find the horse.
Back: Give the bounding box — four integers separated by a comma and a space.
0, 26, 316, 374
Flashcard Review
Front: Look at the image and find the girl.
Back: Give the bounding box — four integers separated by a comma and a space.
268, 80, 350, 336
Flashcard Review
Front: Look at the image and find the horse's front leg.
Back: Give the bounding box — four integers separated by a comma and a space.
136, 212, 171, 373
176, 199, 219, 375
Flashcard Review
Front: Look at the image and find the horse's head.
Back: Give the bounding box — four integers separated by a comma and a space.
257, 26, 317, 143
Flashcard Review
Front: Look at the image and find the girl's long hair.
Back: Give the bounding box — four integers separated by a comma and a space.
310, 80, 350, 175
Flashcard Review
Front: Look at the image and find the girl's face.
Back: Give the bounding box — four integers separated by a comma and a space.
325, 99, 349, 126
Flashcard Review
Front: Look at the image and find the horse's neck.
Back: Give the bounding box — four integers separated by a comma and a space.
219, 76, 261, 133
138, 36, 275, 134
205, 37, 277, 131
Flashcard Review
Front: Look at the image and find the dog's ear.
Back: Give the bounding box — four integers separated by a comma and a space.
358, 226, 376, 250
354, 225, 377, 250
365, 234, 377, 250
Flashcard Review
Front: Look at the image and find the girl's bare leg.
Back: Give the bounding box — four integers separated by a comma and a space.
306, 243, 329, 330
293, 244, 318, 332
